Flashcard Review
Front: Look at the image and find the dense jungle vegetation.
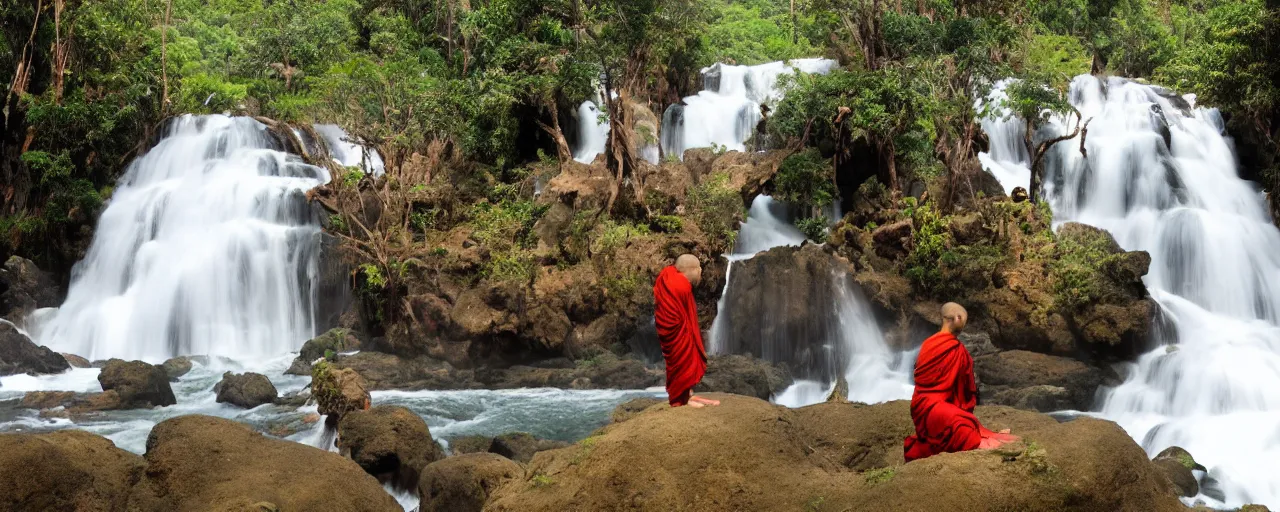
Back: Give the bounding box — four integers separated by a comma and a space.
2, 0, 1278, 297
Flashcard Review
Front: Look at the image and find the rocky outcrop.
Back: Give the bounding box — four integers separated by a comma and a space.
484, 395, 1184, 511
311, 362, 370, 423
98, 359, 176, 408
337, 405, 445, 488
214, 372, 278, 409
0, 256, 60, 322
21, 390, 125, 413
129, 415, 399, 511
974, 350, 1119, 412
418, 453, 524, 512
696, 354, 793, 400
832, 198, 1155, 361
285, 327, 363, 375
715, 243, 859, 381
0, 429, 145, 511
160, 357, 193, 380
0, 322, 69, 376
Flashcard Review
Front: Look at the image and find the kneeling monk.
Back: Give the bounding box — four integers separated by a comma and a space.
904, 302, 1017, 462
653, 255, 718, 408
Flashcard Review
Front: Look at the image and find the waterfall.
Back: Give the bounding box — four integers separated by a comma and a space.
660, 58, 838, 159
572, 100, 609, 164
709, 196, 913, 407
314, 124, 385, 176
35, 115, 332, 362
980, 75, 1280, 508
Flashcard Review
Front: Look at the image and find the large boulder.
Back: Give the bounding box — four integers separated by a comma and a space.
0, 322, 69, 376
0, 256, 59, 322
696, 354, 793, 400
285, 328, 363, 376
716, 243, 860, 381
214, 372, 279, 409
331, 351, 472, 390
0, 429, 146, 511
128, 415, 400, 511
485, 395, 1184, 511
311, 362, 370, 423
1151, 446, 1202, 498
418, 453, 524, 512
974, 350, 1118, 411
337, 405, 445, 488
98, 359, 177, 408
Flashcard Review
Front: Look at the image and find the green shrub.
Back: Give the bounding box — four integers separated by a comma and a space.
687, 172, 743, 254
652, 215, 683, 233
775, 149, 837, 210
795, 216, 829, 243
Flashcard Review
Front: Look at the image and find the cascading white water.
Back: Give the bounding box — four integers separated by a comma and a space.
709, 196, 913, 407
572, 100, 609, 164
35, 115, 331, 362
661, 58, 837, 159
981, 75, 1280, 508
314, 124, 386, 176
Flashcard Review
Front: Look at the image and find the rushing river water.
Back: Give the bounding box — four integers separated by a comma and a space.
982, 75, 1280, 508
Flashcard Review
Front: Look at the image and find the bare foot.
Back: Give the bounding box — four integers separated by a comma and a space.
685, 400, 706, 408
690, 396, 720, 406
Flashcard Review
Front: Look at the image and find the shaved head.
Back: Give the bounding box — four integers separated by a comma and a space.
941, 302, 968, 333
675, 254, 702, 287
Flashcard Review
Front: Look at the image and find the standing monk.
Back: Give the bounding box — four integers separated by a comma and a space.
653, 254, 719, 408
904, 302, 1017, 462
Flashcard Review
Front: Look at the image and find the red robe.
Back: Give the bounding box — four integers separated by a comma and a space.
903, 331, 996, 462
653, 266, 707, 406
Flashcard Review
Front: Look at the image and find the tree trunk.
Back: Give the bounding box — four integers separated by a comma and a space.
161, 0, 172, 111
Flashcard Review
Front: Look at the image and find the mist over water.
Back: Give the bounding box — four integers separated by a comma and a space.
981, 74, 1280, 508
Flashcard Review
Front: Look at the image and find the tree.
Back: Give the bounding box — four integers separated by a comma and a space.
1002, 78, 1089, 203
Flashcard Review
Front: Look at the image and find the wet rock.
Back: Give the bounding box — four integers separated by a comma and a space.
285, 328, 363, 376
486, 395, 1184, 511
130, 415, 399, 511
488, 433, 570, 464
21, 390, 122, 413
0, 322, 69, 376
1152, 446, 1203, 497
214, 372, 279, 409
0, 429, 146, 511
974, 350, 1117, 412
337, 405, 444, 489
0, 256, 60, 322
715, 243, 859, 381
330, 351, 472, 390
61, 352, 91, 368
418, 453, 523, 512
274, 388, 310, 407
161, 356, 194, 380
1152, 458, 1198, 497
311, 362, 370, 423
98, 359, 176, 408
695, 354, 793, 400
475, 352, 662, 390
